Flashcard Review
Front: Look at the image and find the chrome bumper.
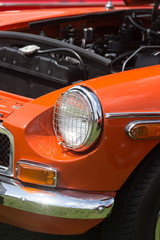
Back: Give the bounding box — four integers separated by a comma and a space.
0, 175, 114, 219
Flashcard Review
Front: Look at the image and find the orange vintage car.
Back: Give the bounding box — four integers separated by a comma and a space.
0, 0, 160, 239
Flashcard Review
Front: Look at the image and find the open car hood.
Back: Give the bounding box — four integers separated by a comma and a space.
0, 0, 154, 6
124, 0, 153, 5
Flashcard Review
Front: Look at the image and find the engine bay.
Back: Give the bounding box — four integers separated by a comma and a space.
1, 3, 160, 98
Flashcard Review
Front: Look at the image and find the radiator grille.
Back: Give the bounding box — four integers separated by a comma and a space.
0, 133, 10, 168
0, 125, 14, 176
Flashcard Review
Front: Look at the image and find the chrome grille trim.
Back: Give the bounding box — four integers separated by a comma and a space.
0, 124, 14, 177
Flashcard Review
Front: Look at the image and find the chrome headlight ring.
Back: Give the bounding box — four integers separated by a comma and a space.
53, 86, 103, 152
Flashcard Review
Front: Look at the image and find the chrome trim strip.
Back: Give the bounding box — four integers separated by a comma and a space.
125, 120, 160, 140
0, 175, 114, 220
0, 124, 14, 177
105, 112, 160, 119
16, 160, 59, 188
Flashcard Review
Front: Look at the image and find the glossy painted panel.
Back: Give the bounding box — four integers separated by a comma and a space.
0, 91, 31, 120
0, 5, 151, 30
0, 205, 102, 234
124, 0, 153, 5
3, 65, 160, 192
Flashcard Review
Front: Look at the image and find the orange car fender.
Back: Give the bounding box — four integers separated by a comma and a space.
3, 65, 160, 192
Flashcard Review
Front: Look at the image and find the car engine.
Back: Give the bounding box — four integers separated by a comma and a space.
0, 1, 160, 98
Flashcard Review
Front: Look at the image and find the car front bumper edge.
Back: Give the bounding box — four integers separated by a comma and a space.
0, 175, 114, 220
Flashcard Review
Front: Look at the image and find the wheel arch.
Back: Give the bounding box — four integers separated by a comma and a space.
101, 142, 160, 240
119, 142, 160, 194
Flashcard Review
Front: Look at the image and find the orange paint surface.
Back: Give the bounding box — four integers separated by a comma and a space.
0, 205, 103, 235
2, 65, 160, 193
0, 91, 31, 120
0, 3, 157, 234
0, 6, 152, 30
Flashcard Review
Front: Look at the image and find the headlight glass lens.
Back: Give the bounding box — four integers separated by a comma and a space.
53, 86, 102, 151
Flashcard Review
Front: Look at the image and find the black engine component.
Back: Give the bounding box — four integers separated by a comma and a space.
135, 50, 160, 68
150, 21, 160, 42
120, 25, 142, 43
83, 27, 94, 42
61, 25, 80, 45
0, 31, 110, 98
91, 41, 108, 56
120, 16, 142, 43
0, 47, 84, 83
0, 46, 85, 98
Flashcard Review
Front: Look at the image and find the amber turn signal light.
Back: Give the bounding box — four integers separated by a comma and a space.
126, 120, 160, 140
16, 161, 58, 187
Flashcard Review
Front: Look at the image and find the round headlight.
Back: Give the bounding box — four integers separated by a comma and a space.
53, 86, 103, 151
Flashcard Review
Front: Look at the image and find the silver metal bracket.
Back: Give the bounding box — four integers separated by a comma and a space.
105, 0, 114, 10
